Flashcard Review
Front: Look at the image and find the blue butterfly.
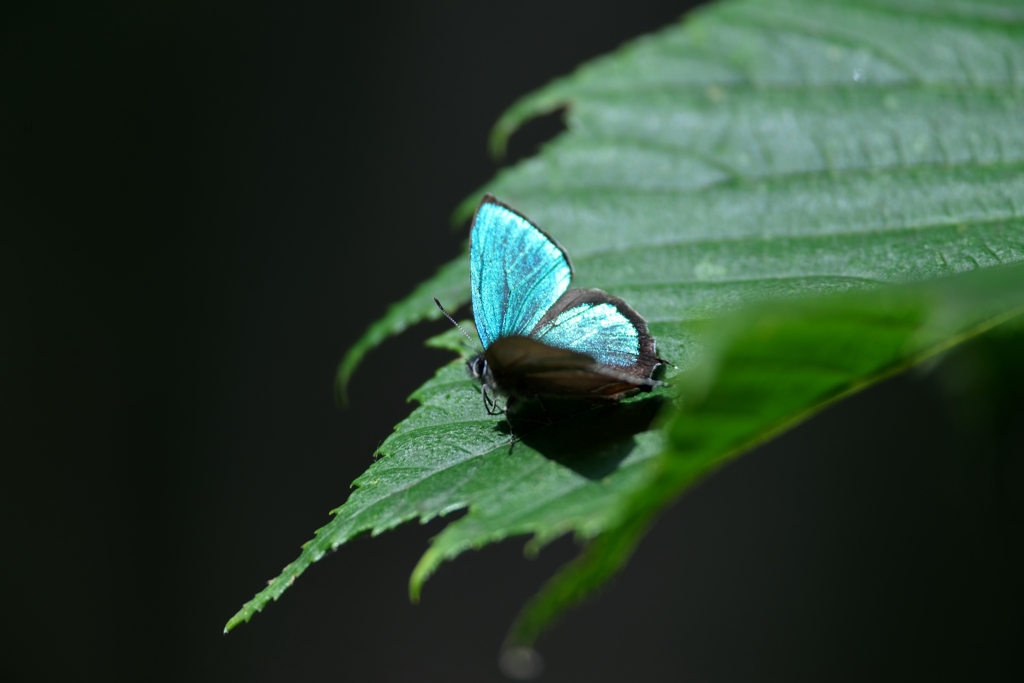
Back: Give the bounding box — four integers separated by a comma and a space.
437, 195, 666, 414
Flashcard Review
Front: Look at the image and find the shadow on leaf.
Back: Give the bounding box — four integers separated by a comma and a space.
504, 394, 667, 480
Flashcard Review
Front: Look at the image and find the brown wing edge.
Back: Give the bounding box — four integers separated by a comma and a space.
533, 287, 668, 381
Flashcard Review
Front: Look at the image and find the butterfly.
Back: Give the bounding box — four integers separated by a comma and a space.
436, 195, 667, 415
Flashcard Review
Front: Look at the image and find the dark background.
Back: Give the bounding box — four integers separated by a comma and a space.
3, 1, 1022, 681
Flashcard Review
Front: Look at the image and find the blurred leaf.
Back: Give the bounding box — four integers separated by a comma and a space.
335, 256, 468, 403
228, 0, 1024, 639
422, 319, 478, 355
509, 262, 1024, 647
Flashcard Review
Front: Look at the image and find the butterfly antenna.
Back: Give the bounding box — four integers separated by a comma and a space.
433, 297, 481, 351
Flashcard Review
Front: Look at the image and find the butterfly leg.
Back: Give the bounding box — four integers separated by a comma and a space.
502, 395, 519, 452
482, 384, 504, 416
480, 384, 517, 450
505, 415, 518, 454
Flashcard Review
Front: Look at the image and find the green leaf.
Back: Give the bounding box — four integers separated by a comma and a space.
508, 262, 1024, 647
227, 0, 1024, 639
334, 255, 469, 403
422, 319, 479, 356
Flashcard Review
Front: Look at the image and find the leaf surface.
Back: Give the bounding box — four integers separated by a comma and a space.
229, 0, 1024, 637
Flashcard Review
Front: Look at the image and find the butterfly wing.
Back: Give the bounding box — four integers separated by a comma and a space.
470, 195, 572, 349
532, 288, 663, 382
483, 289, 664, 402
484, 336, 655, 401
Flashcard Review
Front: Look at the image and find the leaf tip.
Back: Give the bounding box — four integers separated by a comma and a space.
223, 608, 250, 635
334, 363, 351, 407
408, 575, 423, 604
335, 338, 371, 407
488, 122, 511, 161
410, 545, 448, 604
488, 90, 571, 162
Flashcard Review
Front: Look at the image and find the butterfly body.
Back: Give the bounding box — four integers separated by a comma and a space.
466, 196, 665, 409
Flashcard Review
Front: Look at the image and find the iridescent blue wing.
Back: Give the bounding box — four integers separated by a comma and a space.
470, 195, 572, 349
531, 288, 662, 381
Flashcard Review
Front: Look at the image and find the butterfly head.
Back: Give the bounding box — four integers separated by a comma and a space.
468, 353, 488, 381
467, 350, 507, 416
468, 351, 503, 397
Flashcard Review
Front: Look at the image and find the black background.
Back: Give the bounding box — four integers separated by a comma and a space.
4, 1, 1023, 681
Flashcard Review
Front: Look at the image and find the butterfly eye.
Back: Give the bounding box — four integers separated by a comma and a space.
468, 356, 487, 379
